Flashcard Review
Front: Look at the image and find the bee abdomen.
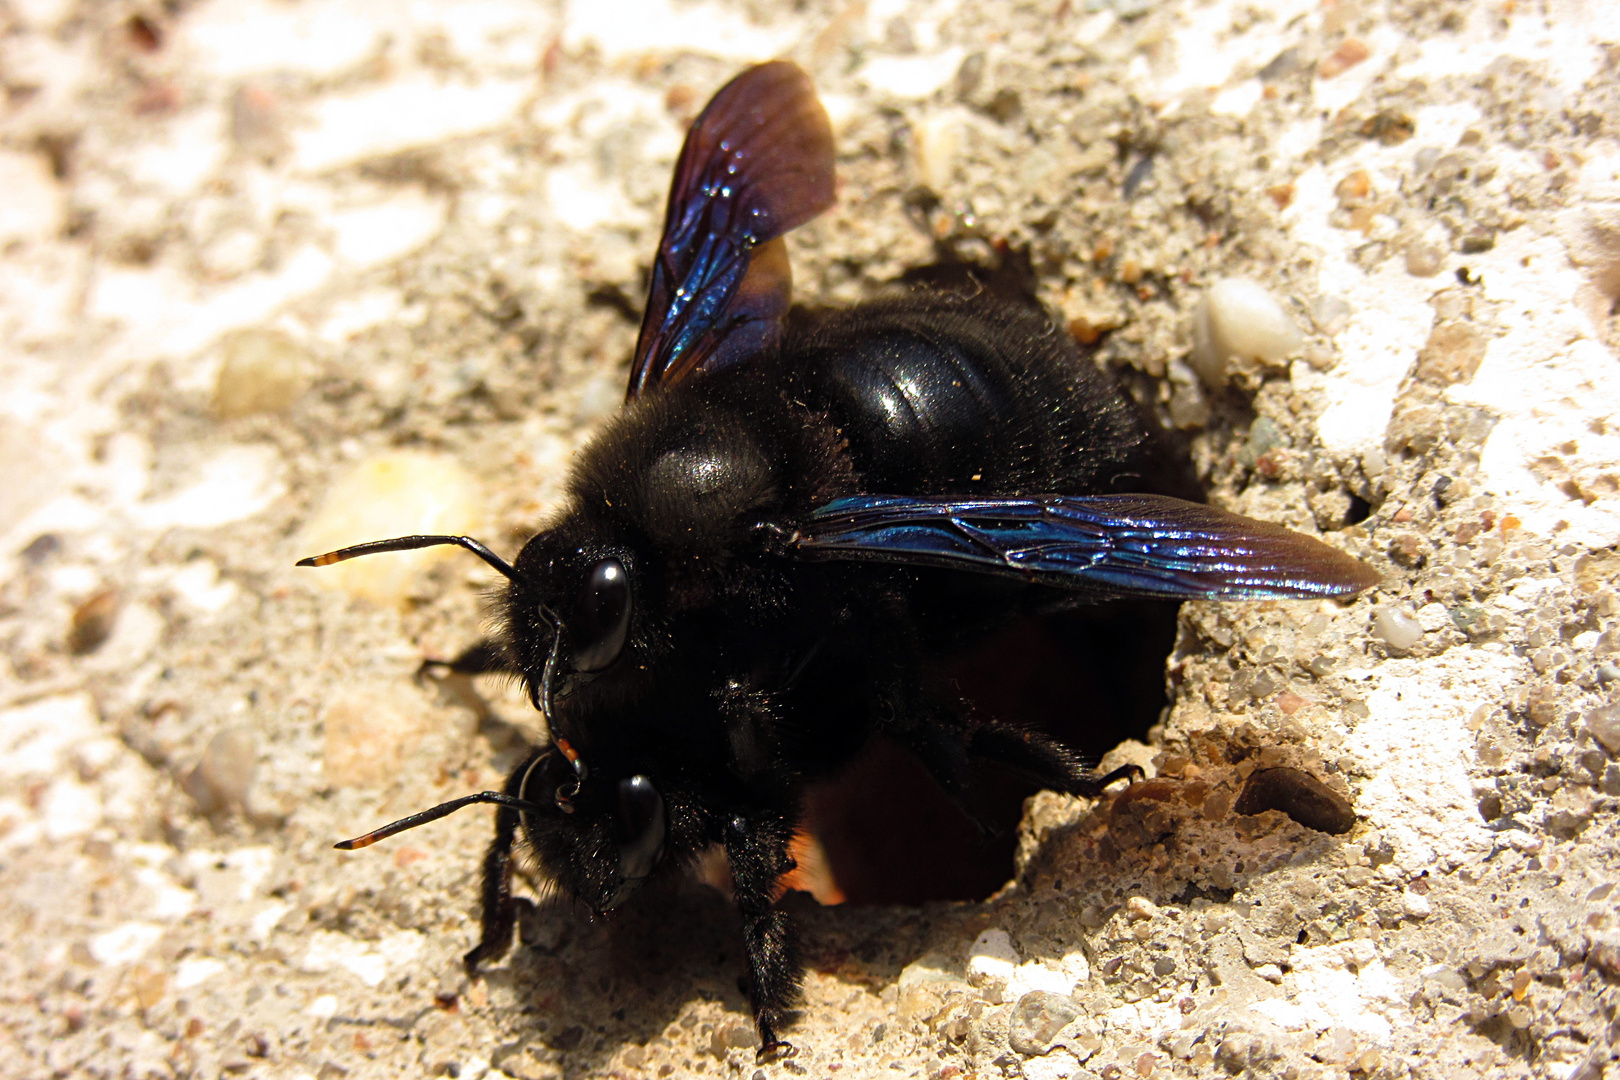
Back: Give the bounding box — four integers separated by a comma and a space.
787, 294, 1142, 496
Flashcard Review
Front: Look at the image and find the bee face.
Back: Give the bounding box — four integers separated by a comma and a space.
504, 528, 644, 718
515, 749, 668, 913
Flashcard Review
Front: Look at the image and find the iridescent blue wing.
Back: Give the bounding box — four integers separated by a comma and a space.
627, 62, 836, 401
795, 494, 1379, 600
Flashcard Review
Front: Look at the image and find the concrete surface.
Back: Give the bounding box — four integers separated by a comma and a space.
1, 1, 1617, 1078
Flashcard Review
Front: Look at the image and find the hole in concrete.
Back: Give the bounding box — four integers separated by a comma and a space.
798, 597, 1180, 905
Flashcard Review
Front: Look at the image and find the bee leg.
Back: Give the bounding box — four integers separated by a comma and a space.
883, 708, 1005, 837
964, 721, 1137, 798
715, 680, 782, 784
723, 812, 802, 1062
419, 639, 515, 681
463, 753, 536, 975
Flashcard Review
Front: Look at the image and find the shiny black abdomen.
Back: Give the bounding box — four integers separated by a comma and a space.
783, 293, 1147, 498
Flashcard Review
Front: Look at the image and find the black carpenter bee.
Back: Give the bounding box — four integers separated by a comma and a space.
300, 62, 1377, 1058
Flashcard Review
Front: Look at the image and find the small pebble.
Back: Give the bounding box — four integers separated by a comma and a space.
1008, 991, 1080, 1056
1404, 239, 1444, 277
1371, 605, 1423, 651
214, 329, 312, 418
1415, 320, 1487, 385
1585, 703, 1620, 755
1257, 47, 1304, 82
21, 533, 60, 563
1022, 1050, 1080, 1080
708, 1019, 758, 1055
1310, 294, 1351, 336
69, 588, 120, 654
966, 929, 1019, 1000
183, 726, 256, 815
912, 110, 962, 193
299, 450, 483, 607
1318, 38, 1371, 79
1188, 278, 1302, 387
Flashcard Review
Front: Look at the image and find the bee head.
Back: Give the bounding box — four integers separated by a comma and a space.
505, 529, 638, 728
301, 530, 661, 910
514, 748, 667, 912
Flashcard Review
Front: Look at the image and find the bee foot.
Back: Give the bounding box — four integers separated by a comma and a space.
756, 1040, 797, 1064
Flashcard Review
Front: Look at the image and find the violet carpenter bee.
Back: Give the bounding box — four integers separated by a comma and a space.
300, 61, 1377, 1059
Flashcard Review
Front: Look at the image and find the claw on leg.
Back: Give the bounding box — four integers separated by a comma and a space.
756, 1039, 797, 1064
1069, 762, 1142, 799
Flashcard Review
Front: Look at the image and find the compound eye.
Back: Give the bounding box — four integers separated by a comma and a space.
615, 775, 666, 883
573, 558, 631, 673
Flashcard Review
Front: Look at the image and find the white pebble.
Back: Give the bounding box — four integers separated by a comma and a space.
1189, 278, 1303, 387
912, 109, 964, 193
1023, 1049, 1080, 1080
1006, 960, 1074, 999
1371, 605, 1423, 651
90, 922, 164, 965
174, 957, 225, 989
0, 149, 64, 244
966, 928, 1019, 1001
299, 450, 483, 607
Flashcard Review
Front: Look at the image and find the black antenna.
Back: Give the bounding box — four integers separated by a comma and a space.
333, 791, 550, 850
297, 534, 518, 582
300, 533, 587, 789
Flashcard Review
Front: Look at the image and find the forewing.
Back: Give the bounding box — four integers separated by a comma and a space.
795, 494, 1380, 601
627, 61, 836, 400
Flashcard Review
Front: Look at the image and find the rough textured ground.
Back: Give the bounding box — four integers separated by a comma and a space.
1, 1, 1617, 1078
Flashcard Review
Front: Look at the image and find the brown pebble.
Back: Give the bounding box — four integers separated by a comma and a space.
664, 83, 697, 119
1068, 316, 1112, 344
1335, 169, 1371, 204
69, 588, 120, 654
1275, 690, 1308, 715
1266, 183, 1295, 208
1415, 321, 1486, 385
1360, 110, 1414, 145
1318, 38, 1371, 78
1233, 767, 1356, 834
127, 14, 163, 52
